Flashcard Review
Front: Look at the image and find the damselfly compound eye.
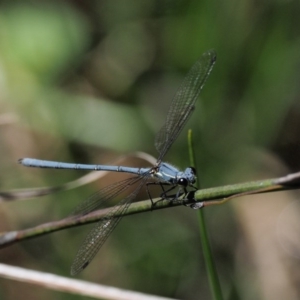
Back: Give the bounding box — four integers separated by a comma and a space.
178, 178, 188, 186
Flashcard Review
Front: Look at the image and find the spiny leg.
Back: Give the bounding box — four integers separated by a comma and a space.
146, 182, 178, 208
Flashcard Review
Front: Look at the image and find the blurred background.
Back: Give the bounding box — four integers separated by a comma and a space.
0, 0, 300, 299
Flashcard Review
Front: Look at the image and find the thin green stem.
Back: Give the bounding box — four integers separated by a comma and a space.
188, 129, 223, 300
0, 171, 299, 250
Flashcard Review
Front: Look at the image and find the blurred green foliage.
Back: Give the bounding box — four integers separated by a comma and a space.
0, 0, 300, 299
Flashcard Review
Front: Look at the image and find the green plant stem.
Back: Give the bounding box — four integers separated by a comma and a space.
188, 129, 223, 300
0, 171, 299, 249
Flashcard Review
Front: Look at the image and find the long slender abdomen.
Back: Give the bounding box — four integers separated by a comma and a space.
19, 158, 150, 175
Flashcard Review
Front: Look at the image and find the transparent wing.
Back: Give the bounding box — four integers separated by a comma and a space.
155, 50, 216, 162
71, 176, 145, 218
70, 176, 147, 275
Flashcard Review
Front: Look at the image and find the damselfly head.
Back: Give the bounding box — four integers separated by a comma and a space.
179, 167, 197, 186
